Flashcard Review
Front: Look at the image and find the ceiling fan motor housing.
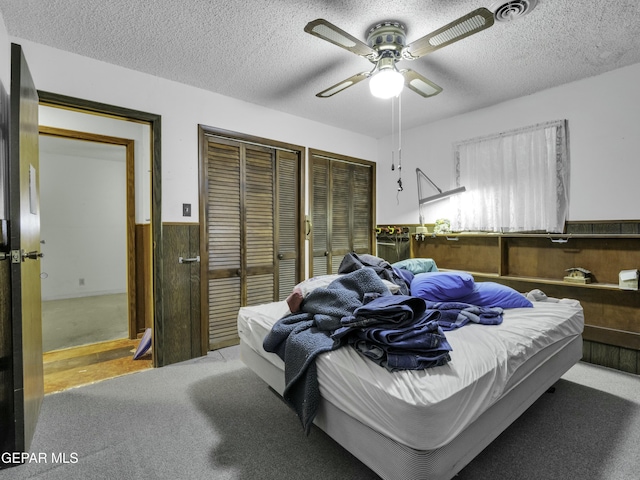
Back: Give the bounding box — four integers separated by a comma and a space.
366, 21, 406, 58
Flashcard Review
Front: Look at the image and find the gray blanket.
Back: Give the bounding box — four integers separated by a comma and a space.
263, 268, 390, 433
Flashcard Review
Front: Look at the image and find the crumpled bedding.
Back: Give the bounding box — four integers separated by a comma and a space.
239, 295, 585, 450
263, 267, 476, 432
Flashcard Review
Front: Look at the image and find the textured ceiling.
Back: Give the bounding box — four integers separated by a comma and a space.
1, 0, 640, 138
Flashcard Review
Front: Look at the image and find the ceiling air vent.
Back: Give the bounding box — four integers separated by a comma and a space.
490, 0, 538, 22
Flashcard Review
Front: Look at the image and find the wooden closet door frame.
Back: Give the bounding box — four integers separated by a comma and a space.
308, 149, 377, 276
197, 126, 305, 353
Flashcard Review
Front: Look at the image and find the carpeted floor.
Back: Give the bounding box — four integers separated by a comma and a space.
1, 347, 639, 480
42, 293, 128, 352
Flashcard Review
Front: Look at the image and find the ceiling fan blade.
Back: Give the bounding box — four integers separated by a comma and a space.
402, 69, 443, 98
305, 19, 376, 57
316, 72, 370, 98
406, 7, 495, 59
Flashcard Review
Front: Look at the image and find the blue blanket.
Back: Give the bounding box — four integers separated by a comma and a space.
423, 300, 503, 330
333, 295, 452, 370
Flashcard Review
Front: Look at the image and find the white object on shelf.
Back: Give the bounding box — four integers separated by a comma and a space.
619, 269, 639, 290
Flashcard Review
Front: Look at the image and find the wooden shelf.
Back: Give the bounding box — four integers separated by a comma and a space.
412, 232, 640, 351
481, 274, 632, 291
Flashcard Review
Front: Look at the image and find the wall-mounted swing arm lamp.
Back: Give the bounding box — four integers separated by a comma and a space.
416, 167, 466, 224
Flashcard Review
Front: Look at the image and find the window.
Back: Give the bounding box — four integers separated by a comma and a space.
451, 120, 569, 233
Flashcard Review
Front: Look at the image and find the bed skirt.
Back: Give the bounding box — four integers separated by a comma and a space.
240, 334, 582, 480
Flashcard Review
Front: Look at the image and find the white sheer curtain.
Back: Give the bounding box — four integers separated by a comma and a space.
451, 120, 569, 233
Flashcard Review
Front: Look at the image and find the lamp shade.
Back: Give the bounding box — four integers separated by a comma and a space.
369, 69, 404, 99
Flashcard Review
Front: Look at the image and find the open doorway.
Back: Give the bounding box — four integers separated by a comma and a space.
39, 133, 130, 351
37, 103, 156, 392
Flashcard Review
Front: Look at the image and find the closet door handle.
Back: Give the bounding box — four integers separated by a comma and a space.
178, 256, 200, 264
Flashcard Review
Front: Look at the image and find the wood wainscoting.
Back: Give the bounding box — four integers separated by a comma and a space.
158, 223, 201, 366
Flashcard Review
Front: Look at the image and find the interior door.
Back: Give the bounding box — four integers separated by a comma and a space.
6, 43, 43, 459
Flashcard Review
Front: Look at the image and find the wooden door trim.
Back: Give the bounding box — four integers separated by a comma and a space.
39, 126, 137, 339
37, 91, 162, 366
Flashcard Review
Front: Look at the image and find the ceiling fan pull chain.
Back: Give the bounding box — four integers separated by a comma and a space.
397, 93, 403, 192
391, 96, 395, 171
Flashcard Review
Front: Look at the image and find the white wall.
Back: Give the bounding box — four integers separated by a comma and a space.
14, 38, 379, 223
5, 18, 639, 229
39, 106, 152, 224
377, 62, 640, 225
39, 146, 127, 300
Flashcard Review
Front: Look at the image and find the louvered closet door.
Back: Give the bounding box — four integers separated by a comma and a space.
330, 161, 351, 272
206, 141, 243, 349
276, 150, 301, 300
205, 137, 301, 350
352, 164, 373, 254
310, 152, 375, 276
244, 146, 276, 306
311, 158, 330, 275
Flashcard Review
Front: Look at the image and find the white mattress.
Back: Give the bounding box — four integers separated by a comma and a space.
237, 298, 584, 451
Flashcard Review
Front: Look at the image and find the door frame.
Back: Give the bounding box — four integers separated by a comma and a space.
37, 91, 164, 366
38, 126, 137, 339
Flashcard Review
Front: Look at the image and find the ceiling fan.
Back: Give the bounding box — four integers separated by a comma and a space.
304, 7, 495, 99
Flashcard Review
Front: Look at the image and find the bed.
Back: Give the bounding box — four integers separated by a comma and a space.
237, 270, 584, 480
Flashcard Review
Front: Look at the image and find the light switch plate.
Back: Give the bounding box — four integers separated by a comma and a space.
182, 203, 191, 217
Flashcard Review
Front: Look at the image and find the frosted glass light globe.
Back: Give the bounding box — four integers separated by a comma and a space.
369, 69, 404, 99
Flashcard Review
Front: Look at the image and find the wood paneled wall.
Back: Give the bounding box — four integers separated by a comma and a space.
158, 223, 201, 366
407, 219, 640, 375
562, 220, 640, 374
583, 341, 640, 375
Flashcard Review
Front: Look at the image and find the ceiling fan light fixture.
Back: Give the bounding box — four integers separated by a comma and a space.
305, 8, 498, 99
369, 54, 404, 99
369, 69, 404, 98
